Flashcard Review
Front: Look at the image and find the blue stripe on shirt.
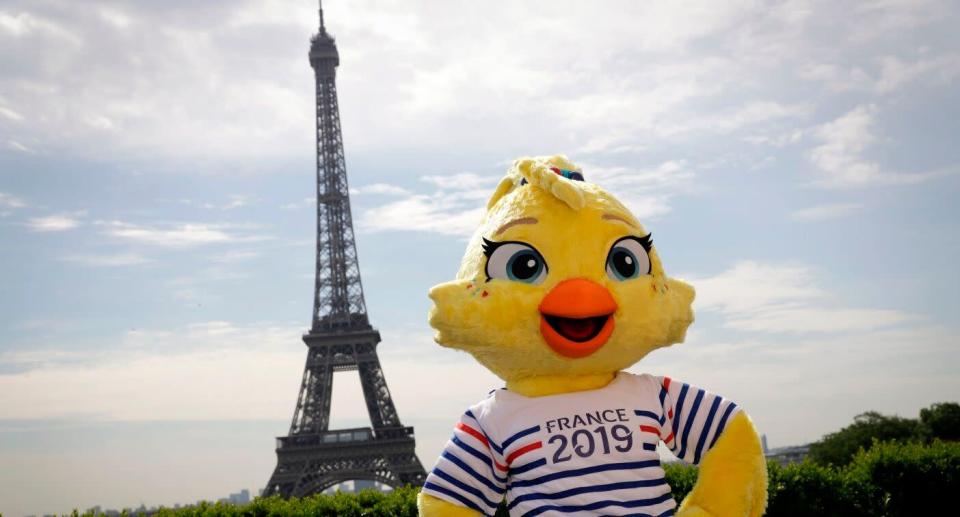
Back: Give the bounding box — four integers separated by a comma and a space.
634, 410, 660, 421
509, 460, 661, 488
507, 478, 669, 509
423, 481, 485, 514
441, 451, 506, 492
693, 396, 722, 464
430, 468, 500, 509
452, 435, 507, 483
520, 491, 673, 517
509, 458, 546, 476
671, 383, 689, 442
464, 410, 503, 454
708, 402, 738, 449
502, 425, 540, 450
677, 388, 705, 460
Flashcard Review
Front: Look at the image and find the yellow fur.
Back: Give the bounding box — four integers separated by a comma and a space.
418, 492, 482, 517
677, 412, 768, 517
423, 155, 767, 516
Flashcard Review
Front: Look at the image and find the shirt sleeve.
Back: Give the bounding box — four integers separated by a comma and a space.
421, 409, 507, 515
655, 375, 741, 465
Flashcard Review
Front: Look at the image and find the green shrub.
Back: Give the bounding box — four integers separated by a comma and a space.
847, 439, 960, 516
663, 461, 698, 502
808, 411, 929, 467
67, 440, 960, 517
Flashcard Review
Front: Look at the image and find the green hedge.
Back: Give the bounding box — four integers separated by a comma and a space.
63, 440, 958, 517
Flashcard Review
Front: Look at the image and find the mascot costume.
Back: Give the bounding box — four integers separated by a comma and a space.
418, 156, 767, 516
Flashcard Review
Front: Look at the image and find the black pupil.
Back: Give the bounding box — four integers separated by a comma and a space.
511, 253, 539, 279
612, 250, 637, 277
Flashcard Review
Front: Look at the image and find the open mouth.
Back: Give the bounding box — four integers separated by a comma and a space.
543, 314, 611, 343
537, 278, 618, 358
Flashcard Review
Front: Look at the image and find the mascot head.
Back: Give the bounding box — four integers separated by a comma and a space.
428, 155, 695, 383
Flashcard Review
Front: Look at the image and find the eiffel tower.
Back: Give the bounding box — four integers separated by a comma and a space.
263, 1, 425, 497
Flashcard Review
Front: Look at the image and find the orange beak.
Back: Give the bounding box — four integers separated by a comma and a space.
538, 278, 617, 358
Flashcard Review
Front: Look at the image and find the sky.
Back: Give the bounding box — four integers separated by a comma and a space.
1, 0, 959, 514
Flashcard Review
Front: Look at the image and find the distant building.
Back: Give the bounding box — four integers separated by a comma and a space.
765, 444, 811, 466
230, 489, 250, 505
761, 433, 811, 465
354, 480, 377, 492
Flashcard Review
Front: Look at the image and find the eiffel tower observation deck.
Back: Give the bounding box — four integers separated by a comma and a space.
263, 1, 426, 496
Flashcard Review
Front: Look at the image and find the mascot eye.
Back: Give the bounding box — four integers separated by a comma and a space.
482, 239, 548, 284
605, 236, 652, 281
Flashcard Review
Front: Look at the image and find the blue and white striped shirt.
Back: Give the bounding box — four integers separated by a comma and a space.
422, 372, 740, 516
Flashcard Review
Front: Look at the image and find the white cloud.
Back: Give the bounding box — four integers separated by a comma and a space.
0, 321, 304, 420
205, 195, 254, 211
210, 249, 260, 264
350, 183, 411, 196
359, 194, 485, 237
98, 220, 263, 247
0, 10, 78, 42
799, 52, 960, 95
7, 139, 35, 153
690, 260, 918, 333
0, 1, 865, 167
584, 160, 697, 220
0, 104, 23, 121
280, 197, 313, 210
354, 171, 503, 236
0, 192, 26, 210
61, 253, 151, 267
790, 202, 861, 221
358, 158, 699, 235
809, 105, 948, 188
26, 213, 81, 232
420, 172, 496, 191
875, 53, 960, 94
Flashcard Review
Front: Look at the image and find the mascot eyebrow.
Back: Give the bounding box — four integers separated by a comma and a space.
494, 217, 538, 235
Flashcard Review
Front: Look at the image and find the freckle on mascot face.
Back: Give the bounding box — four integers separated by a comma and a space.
418, 156, 767, 517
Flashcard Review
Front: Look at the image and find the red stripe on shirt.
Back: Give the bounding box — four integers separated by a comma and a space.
663, 431, 675, 444
456, 422, 488, 447
506, 441, 542, 464
457, 422, 509, 471
663, 376, 672, 390
640, 425, 660, 435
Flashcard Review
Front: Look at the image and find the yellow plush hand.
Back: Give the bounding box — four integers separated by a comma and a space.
677, 412, 768, 517
418, 491, 484, 517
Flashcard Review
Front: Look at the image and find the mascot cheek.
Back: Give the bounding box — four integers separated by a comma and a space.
663, 278, 695, 344
604, 276, 695, 350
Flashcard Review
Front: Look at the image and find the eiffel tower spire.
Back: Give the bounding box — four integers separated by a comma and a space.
263, 2, 425, 496
318, 0, 325, 32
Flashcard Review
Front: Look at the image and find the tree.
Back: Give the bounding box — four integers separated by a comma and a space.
920, 402, 960, 441
808, 411, 927, 466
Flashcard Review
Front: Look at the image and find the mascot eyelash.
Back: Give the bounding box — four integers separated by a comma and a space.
626, 234, 654, 253
480, 237, 502, 258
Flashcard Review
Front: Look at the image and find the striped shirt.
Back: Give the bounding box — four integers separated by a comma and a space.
422, 371, 740, 516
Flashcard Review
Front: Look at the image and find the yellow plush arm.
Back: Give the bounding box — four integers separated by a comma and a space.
677, 411, 768, 517
417, 492, 484, 517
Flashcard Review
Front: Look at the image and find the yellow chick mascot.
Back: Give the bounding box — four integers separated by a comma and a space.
418, 156, 767, 517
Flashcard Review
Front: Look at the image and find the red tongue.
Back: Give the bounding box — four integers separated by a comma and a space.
554, 318, 600, 341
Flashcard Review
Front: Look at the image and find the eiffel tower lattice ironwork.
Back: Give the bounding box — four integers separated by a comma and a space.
264, 2, 425, 497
